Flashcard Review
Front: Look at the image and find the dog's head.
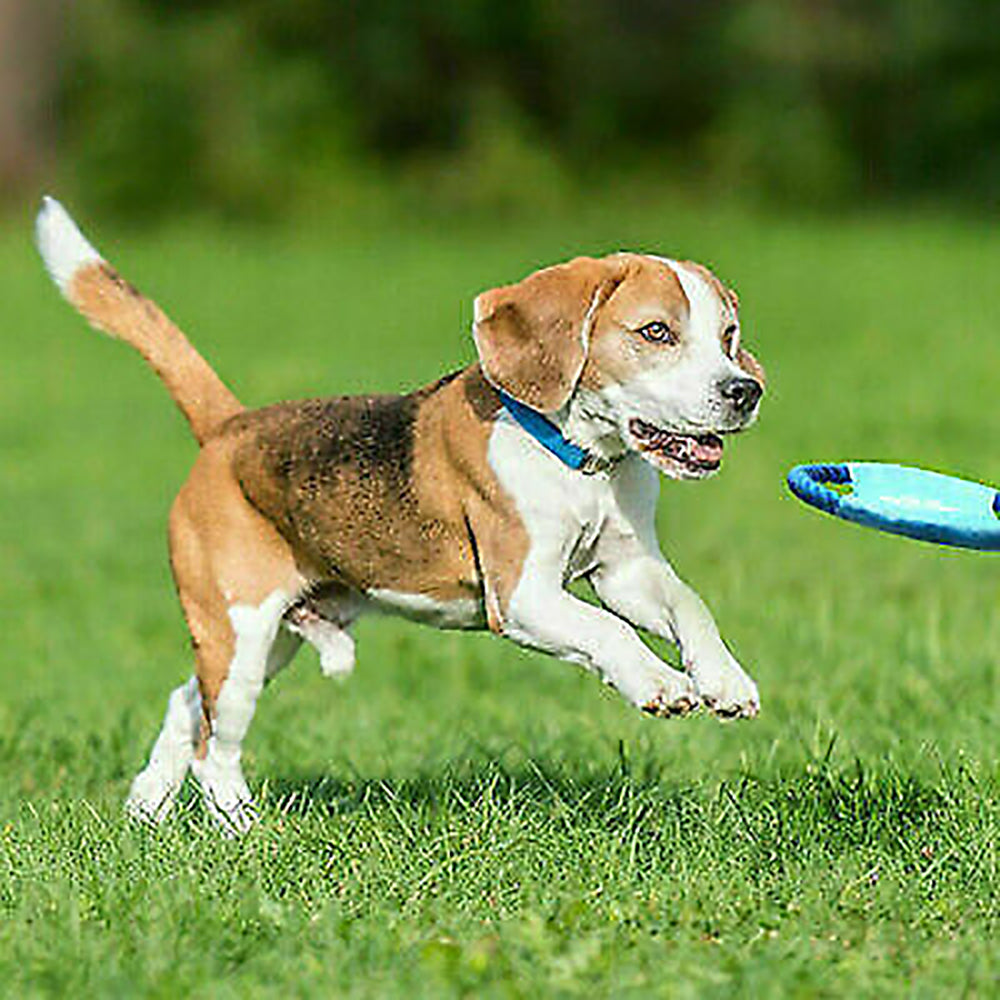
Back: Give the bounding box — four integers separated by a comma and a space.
473, 253, 764, 479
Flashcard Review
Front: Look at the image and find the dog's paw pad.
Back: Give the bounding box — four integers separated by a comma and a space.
641, 692, 699, 718
702, 695, 759, 720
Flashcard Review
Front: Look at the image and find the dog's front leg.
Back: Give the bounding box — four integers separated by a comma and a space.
590, 550, 759, 719
499, 570, 698, 717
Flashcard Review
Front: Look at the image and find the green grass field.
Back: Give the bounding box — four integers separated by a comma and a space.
2, 200, 1000, 997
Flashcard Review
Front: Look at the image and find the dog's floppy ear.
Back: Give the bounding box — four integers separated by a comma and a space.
473, 256, 626, 413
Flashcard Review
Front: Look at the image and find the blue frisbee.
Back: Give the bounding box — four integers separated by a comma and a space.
787, 463, 1000, 551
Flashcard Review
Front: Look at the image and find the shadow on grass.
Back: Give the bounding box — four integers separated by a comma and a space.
258, 748, 968, 862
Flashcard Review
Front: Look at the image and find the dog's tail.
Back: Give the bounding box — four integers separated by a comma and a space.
35, 197, 244, 445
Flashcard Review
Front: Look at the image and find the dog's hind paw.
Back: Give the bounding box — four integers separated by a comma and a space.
203, 793, 260, 838
124, 767, 186, 825
191, 755, 260, 836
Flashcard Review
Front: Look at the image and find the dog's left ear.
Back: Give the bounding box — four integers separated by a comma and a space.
473, 256, 626, 413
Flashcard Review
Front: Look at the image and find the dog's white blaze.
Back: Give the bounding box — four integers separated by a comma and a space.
599, 257, 747, 436
35, 197, 103, 296
662, 258, 746, 380
663, 259, 719, 347
368, 589, 483, 629
125, 676, 201, 823
190, 589, 290, 834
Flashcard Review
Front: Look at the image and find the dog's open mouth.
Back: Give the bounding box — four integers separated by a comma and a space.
628, 418, 724, 478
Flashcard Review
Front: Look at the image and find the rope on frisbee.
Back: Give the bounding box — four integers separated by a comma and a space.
786, 464, 852, 515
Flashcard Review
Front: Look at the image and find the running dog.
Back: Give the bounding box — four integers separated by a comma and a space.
36, 198, 765, 832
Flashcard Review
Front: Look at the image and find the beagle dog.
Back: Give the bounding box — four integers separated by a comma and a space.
36, 198, 765, 833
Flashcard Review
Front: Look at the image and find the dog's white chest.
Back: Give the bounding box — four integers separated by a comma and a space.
488, 415, 619, 578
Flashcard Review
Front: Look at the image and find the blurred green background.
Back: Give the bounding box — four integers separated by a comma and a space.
2, 0, 999, 223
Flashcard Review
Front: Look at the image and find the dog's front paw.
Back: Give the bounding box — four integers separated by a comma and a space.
689, 649, 760, 720
636, 668, 700, 718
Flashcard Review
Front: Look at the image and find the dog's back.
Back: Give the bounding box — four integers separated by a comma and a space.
225, 371, 495, 598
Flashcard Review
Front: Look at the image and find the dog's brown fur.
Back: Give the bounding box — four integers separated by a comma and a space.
69, 259, 534, 750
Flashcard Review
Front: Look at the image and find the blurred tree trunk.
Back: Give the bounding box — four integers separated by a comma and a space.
0, 0, 61, 199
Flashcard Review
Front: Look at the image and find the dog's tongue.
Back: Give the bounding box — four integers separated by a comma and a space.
628, 420, 725, 467
689, 434, 723, 464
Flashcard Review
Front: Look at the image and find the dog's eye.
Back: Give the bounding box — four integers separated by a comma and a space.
638, 321, 676, 344
722, 323, 739, 358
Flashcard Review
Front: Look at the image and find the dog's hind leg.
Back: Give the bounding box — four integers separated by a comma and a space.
124, 619, 301, 826
189, 590, 293, 834
145, 443, 309, 834
125, 676, 202, 824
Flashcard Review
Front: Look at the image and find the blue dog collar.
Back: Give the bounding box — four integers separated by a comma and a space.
497, 388, 613, 475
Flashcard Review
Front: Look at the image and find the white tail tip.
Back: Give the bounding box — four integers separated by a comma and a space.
35, 196, 103, 296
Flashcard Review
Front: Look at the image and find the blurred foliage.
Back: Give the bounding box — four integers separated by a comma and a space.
45, 0, 1000, 220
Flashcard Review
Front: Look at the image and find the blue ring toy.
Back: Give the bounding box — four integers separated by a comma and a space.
787, 462, 1000, 551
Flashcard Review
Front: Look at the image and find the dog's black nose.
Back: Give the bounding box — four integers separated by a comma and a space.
720, 376, 763, 413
